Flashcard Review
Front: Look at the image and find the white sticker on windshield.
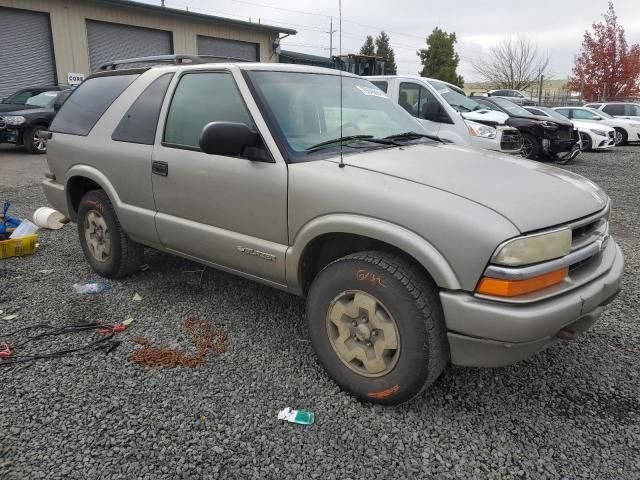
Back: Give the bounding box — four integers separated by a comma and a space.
356, 85, 387, 97
437, 88, 451, 94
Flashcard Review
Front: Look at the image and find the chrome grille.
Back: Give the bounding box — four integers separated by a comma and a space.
500, 130, 521, 150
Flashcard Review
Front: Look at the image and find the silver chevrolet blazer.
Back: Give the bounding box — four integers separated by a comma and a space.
42, 57, 624, 405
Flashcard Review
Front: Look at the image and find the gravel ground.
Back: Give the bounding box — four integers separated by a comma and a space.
1, 146, 639, 479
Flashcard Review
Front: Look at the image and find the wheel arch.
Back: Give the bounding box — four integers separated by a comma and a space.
286, 214, 461, 296
65, 166, 121, 222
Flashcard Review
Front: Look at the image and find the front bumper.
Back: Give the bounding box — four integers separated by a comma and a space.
592, 131, 616, 150
42, 178, 69, 218
440, 240, 624, 367
0, 127, 21, 145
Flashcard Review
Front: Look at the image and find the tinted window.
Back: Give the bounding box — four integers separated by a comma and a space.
526, 107, 546, 116
554, 109, 570, 118
370, 81, 388, 93
572, 109, 599, 120
51, 74, 138, 136
112, 73, 174, 145
603, 104, 625, 116
164, 72, 253, 149
627, 104, 640, 116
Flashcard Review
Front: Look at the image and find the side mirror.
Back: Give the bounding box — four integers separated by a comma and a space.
199, 122, 259, 157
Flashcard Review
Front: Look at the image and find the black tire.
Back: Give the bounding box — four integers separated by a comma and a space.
24, 125, 48, 154
614, 128, 628, 146
520, 134, 540, 159
307, 251, 449, 406
77, 190, 143, 278
579, 131, 592, 151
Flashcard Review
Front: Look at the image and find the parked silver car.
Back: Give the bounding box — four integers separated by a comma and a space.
42, 57, 623, 405
488, 89, 536, 106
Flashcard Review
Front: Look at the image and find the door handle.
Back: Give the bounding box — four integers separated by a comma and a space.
152, 161, 168, 176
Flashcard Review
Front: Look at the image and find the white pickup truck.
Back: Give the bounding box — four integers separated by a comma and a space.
369, 75, 522, 154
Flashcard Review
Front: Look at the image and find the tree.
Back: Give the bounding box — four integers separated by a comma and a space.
471, 37, 551, 90
568, 2, 640, 101
418, 27, 464, 87
360, 35, 375, 56
375, 31, 397, 75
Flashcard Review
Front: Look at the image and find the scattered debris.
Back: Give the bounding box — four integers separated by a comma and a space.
122, 318, 134, 326
132, 292, 143, 302
9, 220, 38, 239
278, 407, 315, 426
139, 264, 151, 272
72, 282, 109, 294
39, 269, 54, 275
129, 317, 228, 368
2, 314, 18, 321
32, 207, 67, 230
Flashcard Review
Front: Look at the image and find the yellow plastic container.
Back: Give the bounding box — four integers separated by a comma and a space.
0, 234, 37, 260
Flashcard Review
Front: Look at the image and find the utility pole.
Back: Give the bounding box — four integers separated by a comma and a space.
538, 74, 543, 105
328, 16, 337, 59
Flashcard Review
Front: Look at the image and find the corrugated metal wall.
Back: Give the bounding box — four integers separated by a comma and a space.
86, 20, 173, 71
0, 7, 56, 98
197, 35, 259, 62
0, 0, 278, 91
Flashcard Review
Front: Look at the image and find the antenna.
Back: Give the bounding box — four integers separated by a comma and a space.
338, 0, 345, 168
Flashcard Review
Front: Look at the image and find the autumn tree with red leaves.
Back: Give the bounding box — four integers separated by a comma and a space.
568, 2, 640, 101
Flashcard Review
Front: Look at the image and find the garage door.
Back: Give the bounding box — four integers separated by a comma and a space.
86, 20, 172, 72
0, 7, 56, 99
197, 35, 259, 62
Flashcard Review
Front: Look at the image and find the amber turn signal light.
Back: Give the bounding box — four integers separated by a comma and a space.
476, 268, 567, 297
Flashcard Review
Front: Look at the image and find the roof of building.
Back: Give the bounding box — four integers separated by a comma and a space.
94, 0, 297, 35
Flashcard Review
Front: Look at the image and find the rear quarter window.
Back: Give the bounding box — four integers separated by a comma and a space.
370, 81, 388, 93
112, 73, 174, 145
50, 74, 138, 136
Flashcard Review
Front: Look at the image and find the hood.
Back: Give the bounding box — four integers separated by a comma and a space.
461, 109, 509, 125
572, 120, 613, 132
517, 114, 574, 128
336, 143, 608, 233
0, 103, 39, 114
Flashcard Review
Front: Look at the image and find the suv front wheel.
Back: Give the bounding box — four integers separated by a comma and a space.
77, 190, 143, 278
307, 251, 449, 405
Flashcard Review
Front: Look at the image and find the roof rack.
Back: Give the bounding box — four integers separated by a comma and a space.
98, 54, 251, 71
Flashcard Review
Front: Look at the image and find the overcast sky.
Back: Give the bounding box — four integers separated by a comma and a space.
143, 0, 640, 81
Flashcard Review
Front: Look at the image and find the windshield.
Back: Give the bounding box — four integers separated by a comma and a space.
589, 108, 613, 119
4, 89, 56, 106
536, 107, 569, 121
246, 71, 426, 161
491, 97, 534, 116
25, 91, 60, 107
427, 80, 484, 112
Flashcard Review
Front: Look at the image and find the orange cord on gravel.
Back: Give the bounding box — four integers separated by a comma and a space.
129, 317, 228, 368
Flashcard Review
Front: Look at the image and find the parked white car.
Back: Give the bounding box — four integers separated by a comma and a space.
487, 89, 536, 106
369, 76, 522, 154
525, 106, 615, 151
584, 102, 640, 121
553, 106, 640, 145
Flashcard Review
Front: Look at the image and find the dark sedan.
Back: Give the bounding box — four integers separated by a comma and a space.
471, 96, 580, 162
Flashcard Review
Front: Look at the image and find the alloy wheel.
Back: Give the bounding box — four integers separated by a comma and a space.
325, 290, 400, 377
32, 128, 47, 153
520, 137, 534, 158
614, 130, 623, 145
84, 210, 111, 263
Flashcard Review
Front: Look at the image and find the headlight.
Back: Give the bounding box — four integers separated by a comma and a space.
465, 120, 496, 139
2, 116, 26, 125
492, 228, 572, 266
588, 129, 607, 136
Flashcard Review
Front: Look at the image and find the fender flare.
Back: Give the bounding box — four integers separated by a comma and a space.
286, 214, 461, 295
64, 165, 122, 221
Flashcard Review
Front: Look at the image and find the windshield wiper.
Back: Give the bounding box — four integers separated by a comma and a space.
305, 135, 395, 153
383, 131, 442, 143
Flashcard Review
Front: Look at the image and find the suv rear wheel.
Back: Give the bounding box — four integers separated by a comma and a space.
77, 190, 143, 278
307, 251, 449, 405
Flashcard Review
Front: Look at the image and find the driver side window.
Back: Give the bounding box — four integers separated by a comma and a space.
399, 83, 446, 122
572, 109, 598, 120
164, 72, 253, 149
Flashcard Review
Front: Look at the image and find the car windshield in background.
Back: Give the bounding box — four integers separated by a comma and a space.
427, 80, 484, 113
25, 91, 60, 107
537, 107, 570, 122
492, 97, 534, 116
246, 71, 426, 161
589, 108, 614, 119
